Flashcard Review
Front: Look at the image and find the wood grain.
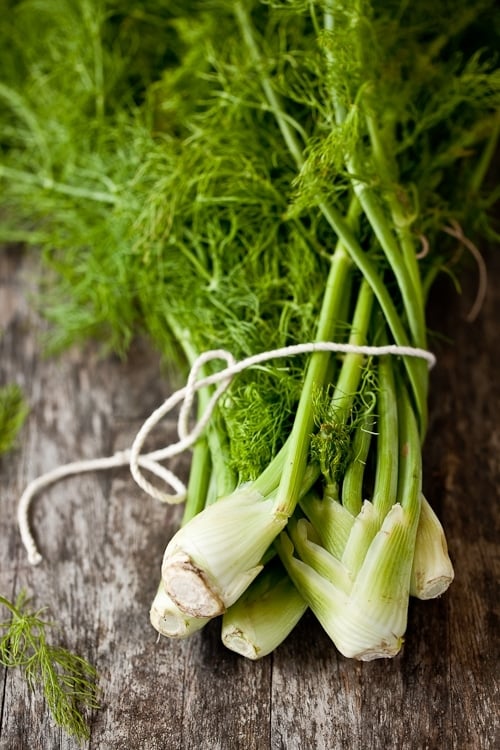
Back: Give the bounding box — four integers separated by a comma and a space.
0, 246, 498, 750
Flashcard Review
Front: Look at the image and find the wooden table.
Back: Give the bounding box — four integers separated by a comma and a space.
1, 246, 498, 749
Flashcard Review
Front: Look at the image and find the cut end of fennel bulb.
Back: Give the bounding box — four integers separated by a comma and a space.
222, 628, 261, 660
412, 572, 455, 600
150, 582, 210, 638
162, 552, 225, 618
351, 635, 404, 661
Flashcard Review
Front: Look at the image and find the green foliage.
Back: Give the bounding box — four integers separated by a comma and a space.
0, 591, 99, 742
0, 383, 29, 455
0, 0, 498, 479
309, 359, 377, 486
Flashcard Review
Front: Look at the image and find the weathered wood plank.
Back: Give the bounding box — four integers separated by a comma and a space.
1, 246, 498, 750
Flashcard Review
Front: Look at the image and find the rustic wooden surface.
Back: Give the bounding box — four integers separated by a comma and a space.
0, 245, 498, 750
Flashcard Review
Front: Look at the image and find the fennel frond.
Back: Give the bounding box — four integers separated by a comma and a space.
0, 591, 99, 741
0, 383, 29, 456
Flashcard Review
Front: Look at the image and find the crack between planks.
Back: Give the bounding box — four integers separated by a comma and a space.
90, 439, 117, 750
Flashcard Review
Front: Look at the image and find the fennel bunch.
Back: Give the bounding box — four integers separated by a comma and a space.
1, 0, 498, 659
